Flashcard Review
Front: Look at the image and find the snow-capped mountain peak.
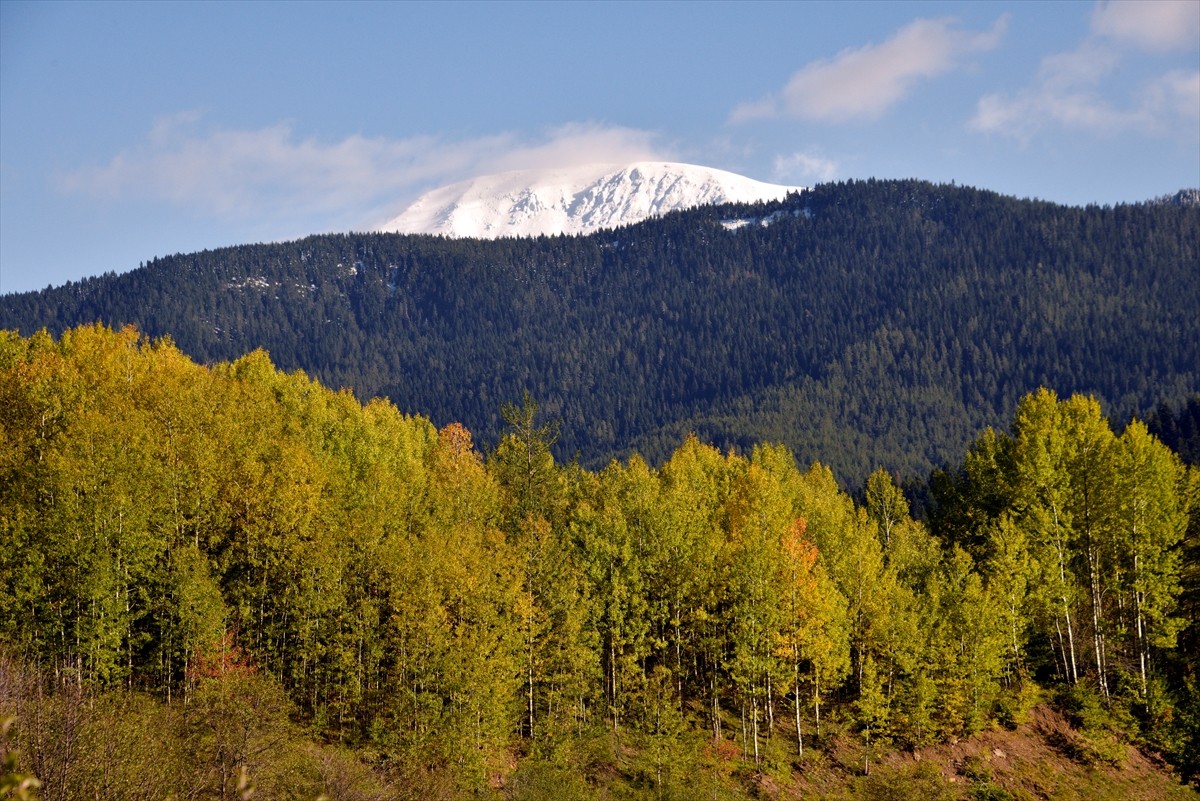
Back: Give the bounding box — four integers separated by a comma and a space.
378, 162, 805, 239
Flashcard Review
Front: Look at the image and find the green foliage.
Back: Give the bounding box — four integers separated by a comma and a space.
972, 785, 1016, 801
0, 326, 1195, 795
932, 387, 1192, 764
1053, 685, 1130, 768
0, 717, 40, 801
1156, 674, 1200, 784
853, 762, 958, 801
507, 760, 599, 801
992, 681, 1041, 730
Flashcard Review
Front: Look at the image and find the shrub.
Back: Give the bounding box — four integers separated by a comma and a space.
855, 762, 957, 801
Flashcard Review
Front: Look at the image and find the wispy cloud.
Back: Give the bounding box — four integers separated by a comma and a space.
485, 123, 667, 173
772, 151, 839, 183
1091, 0, 1200, 52
58, 115, 671, 229
970, 2, 1199, 142
731, 16, 1008, 124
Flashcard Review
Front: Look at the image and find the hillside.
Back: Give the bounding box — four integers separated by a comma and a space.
3, 179, 1198, 487
6, 671, 1194, 801
783, 704, 1198, 801
864, 704, 1197, 801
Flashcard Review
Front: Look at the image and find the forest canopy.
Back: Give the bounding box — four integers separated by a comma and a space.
1, 325, 1197, 799
3, 180, 1197, 489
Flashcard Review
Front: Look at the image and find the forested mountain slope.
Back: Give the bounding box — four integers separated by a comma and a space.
3, 179, 1197, 486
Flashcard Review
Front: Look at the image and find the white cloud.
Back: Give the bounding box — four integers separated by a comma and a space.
971, 1, 1199, 142
59, 115, 671, 229
484, 122, 667, 173
772, 151, 839, 183
970, 36, 1200, 141
1147, 69, 1200, 123
731, 16, 1008, 124
1092, 0, 1200, 52
728, 98, 778, 124
1037, 41, 1122, 91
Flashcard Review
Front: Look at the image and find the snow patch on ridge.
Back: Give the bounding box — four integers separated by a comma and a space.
719, 208, 809, 231
225, 276, 272, 291
379, 162, 805, 240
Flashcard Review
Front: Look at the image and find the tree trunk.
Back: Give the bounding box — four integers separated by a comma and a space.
766, 673, 774, 736
674, 596, 684, 711
610, 639, 618, 733
1064, 604, 1078, 684
527, 625, 535, 741
794, 674, 803, 757
711, 675, 721, 741
1135, 553, 1148, 697
751, 694, 760, 766
1053, 615, 1067, 681
740, 702, 747, 759
1051, 510, 1079, 685
1008, 592, 1022, 681
813, 674, 822, 738
1088, 544, 1109, 697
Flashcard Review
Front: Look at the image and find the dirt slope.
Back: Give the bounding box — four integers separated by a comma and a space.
871, 705, 1196, 801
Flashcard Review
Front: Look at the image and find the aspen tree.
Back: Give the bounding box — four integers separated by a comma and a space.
1115, 421, 1187, 696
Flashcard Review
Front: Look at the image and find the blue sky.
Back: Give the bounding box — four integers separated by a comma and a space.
2, 0, 1197, 295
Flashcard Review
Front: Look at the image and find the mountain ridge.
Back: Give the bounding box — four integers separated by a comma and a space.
378, 161, 805, 239
3, 179, 1198, 487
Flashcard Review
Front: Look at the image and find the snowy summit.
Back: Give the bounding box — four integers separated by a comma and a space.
378, 162, 805, 239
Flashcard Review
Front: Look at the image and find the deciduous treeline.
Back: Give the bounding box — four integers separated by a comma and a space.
1, 326, 1196, 797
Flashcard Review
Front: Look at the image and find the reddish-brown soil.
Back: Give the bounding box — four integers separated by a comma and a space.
775, 705, 1196, 800
881, 705, 1193, 801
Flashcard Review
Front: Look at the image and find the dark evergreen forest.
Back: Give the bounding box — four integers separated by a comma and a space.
4, 180, 1197, 488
